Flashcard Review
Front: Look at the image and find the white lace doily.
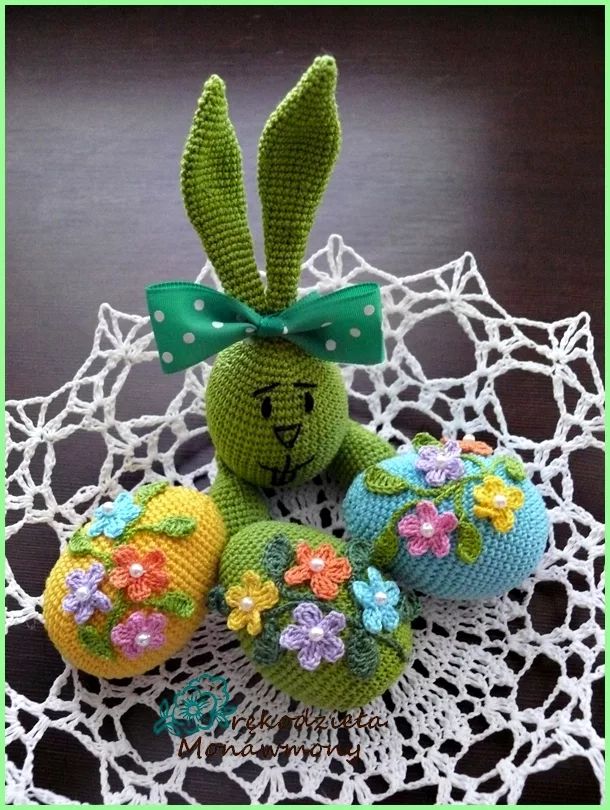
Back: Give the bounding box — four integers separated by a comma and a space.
6, 236, 604, 804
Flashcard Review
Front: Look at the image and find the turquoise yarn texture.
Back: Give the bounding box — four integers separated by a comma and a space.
343, 450, 549, 600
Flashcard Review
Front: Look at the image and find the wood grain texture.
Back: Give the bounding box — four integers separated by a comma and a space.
6, 6, 603, 805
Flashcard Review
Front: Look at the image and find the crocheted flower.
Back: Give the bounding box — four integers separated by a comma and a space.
108, 546, 169, 601
62, 562, 112, 624
110, 611, 167, 659
279, 602, 346, 671
415, 440, 465, 487
397, 500, 458, 558
177, 693, 215, 724
284, 542, 352, 600
473, 475, 525, 532
88, 491, 142, 539
225, 571, 279, 636
352, 566, 401, 634
442, 434, 493, 456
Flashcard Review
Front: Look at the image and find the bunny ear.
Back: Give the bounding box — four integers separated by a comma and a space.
181, 75, 266, 311
258, 56, 341, 312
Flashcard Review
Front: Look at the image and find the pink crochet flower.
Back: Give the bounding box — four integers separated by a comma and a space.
110, 611, 167, 659
397, 501, 458, 558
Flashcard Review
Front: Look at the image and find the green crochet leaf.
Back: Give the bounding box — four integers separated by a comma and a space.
207, 585, 230, 616
501, 455, 527, 482
398, 592, 421, 622
363, 466, 409, 495
181, 75, 265, 311
370, 525, 400, 570
77, 625, 114, 660
346, 627, 379, 679
346, 537, 371, 580
456, 520, 483, 564
68, 528, 93, 556
252, 620, 281, 665
146, 591, 196, 618
262, 534, 295, 582
411, 432, 443, 450
146, 517, 197, 538
258, 56, 341, 312
134, 481, 169, 507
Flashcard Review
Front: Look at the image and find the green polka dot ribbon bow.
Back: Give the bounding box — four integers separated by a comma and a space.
146, 282, 384, 372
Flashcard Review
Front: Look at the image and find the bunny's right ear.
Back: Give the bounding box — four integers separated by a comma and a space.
181, 76, 266, 311
258, 56, 341, 313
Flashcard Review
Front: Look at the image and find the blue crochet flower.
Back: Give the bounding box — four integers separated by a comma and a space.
352, 566, 400, 634
87, 492, 142, 539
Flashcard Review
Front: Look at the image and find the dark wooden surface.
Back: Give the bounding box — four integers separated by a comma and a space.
6, 6, 603, 805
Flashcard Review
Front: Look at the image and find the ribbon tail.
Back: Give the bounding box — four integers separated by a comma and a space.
282, 283, 385, 365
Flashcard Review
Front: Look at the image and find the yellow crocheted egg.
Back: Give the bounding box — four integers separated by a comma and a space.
43, 483, 226, 678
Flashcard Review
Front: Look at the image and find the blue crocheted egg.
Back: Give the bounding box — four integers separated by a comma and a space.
343, 435, 549, 599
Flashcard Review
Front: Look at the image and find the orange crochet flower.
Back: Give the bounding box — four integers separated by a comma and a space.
109, 546, 169, 602
284, 543, 352, 600
442, 435, 493, 456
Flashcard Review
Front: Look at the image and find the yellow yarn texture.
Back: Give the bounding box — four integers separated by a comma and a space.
43, 486, 226, 678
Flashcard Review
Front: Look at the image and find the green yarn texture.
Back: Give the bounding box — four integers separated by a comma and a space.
206, 339, 350, 489
180, 55, 340, 315
258, 55, 341, 312
217, 521, 412, 711
181, 75, 266, 311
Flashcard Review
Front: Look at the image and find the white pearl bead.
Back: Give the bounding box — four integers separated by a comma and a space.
420, 521, 435, 538
309, 557, 325, 572
75, 586, 89, 600
435, 454, 448, 468
374, 591, 388, 605
100, 502, 114, 513
129, 563, 144, 578
463, 433, 476, 442
308, 626, 325, 641
135, 632, 151, 647
240, 596, 254, 612
494, 494, 508, 509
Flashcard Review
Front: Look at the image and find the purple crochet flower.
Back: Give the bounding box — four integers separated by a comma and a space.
111, 611, 167, 659
62, 562, 112, 624
416, 440, 465, 487
279, 602, 346, 671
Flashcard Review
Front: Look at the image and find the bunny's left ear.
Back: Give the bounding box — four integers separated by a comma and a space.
258, 56, 341, 313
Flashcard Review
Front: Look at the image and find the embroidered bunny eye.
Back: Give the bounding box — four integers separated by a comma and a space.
304, 391, 315, 414
261, 396, 273, 419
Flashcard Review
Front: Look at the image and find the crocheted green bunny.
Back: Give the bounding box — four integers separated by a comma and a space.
146, 57, 416, 709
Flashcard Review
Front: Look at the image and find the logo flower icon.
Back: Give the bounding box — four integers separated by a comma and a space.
153, 673, 236, 736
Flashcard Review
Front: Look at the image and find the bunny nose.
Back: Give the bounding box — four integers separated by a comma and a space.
273, 423, 302, 449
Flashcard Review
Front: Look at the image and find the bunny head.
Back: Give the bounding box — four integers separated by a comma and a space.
147, 57, 384, 488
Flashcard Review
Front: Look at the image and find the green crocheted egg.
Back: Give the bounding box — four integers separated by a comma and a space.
213, 521, 415, 710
